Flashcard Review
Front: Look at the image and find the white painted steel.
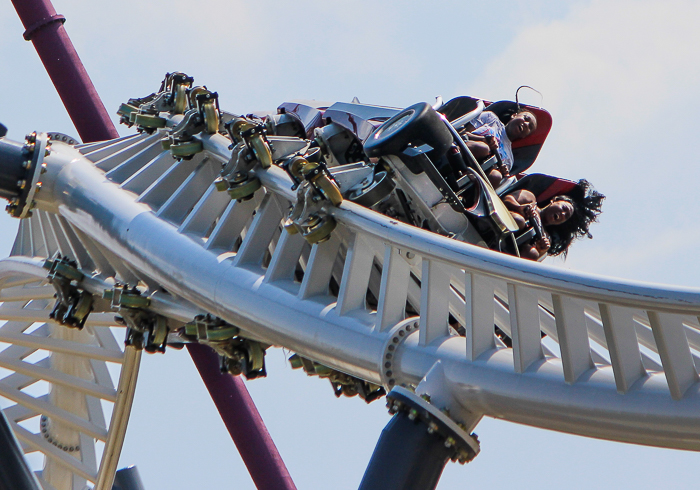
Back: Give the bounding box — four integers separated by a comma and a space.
0, 258, 141, 490
5, 119, 700, 490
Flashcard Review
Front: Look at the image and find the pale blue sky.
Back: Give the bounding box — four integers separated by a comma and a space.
2, 1, 700, 488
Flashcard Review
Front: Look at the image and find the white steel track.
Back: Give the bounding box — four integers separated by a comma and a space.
0, 258, 140, 490
4, 124, 700, 488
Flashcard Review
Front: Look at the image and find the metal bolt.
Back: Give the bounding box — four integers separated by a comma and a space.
408, 409, 418, 421
232, 172, 247, 184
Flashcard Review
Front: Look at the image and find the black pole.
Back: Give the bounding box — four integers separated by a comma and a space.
0, 410, 41, 490
359, 387, 479, 490
359, 410, 453, 490
112, 466, 146, 490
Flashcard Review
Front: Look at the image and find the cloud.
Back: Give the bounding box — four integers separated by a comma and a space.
462, 0, 700, 285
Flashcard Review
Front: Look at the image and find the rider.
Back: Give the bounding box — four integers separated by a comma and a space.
503, 179, 605, 260
464, 111, 538, 186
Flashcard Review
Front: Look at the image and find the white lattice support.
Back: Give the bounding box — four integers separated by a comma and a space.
647, 311, 699, 400
337, 233, 376, 315
299, 235, 341, 299
552, 294, 594, 383
138, 154, 205, 209
206, 195, 259, 252
0, 260, 141, 490
80, 134, 145, 162
94, 132, 162, 172
121, 152, 176, 195
599, 303, 646, 393
375, 246, 411, 332
105, 142, 164, 184
76, 133, 138, 156
264, 230, 306, 284
466, 273, 496, 361
235, 193, 285, 266
508, 284, 544, 373
419, 259, 450, 346
93, 347, 141, 490
178, 185, 231, 237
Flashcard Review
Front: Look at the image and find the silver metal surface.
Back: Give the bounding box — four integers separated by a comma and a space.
4, 108, 700, 490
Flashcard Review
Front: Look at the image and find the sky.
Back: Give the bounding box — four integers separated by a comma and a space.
2, 0, 700, 488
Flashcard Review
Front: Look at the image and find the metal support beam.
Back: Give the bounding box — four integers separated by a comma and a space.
0, 409, 41, 490
11, 0, 118, 143
359, 410, 452, 490
187, 344, 297, 490
359, 387, 478, 490
112, 466, 146, 490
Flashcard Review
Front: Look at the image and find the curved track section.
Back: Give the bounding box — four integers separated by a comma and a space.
0, 257, 140, 490
5, 121, 700, 490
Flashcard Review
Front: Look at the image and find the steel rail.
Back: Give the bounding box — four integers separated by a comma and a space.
20, 129, 700, 453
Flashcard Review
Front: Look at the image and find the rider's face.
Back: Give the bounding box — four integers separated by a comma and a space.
506, 112, 537, 141
542, 200, 573, 225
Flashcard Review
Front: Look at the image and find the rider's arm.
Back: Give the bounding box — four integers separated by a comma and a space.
463, 132, 486, 142
465, 140, 491, 161
503, 194, 527, 212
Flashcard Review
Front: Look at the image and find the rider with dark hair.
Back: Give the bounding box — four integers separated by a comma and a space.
503, 179, 605, 259
542, 180, 605, 256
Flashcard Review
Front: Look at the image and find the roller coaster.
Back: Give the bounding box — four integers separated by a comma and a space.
2, 2, 700, 490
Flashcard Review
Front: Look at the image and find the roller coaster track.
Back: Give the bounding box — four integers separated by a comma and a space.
3, 122, 700, 489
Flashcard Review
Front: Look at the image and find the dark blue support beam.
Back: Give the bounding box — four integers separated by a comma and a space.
0, 410, 40, 490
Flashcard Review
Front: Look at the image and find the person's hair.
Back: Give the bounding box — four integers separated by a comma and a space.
544, 179, 605, 256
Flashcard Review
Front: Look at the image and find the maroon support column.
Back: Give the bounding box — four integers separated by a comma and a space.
11, 0, 119, 143
187, 344, 297, 490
